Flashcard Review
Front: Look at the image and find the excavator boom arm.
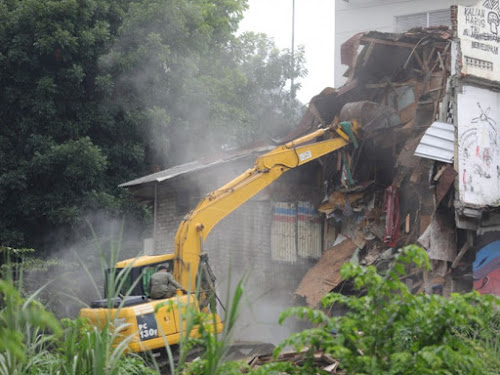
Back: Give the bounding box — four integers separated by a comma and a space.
173, 122, 359, 289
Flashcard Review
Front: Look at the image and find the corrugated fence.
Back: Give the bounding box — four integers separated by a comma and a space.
271, 201, 322, 263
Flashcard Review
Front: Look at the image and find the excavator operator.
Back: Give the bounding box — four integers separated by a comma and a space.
149, 264, 186, 299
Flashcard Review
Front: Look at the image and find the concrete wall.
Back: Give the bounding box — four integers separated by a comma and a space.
334, 0, 476, 87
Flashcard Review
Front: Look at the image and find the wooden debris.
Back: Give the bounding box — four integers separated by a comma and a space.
246, 350, 342, 374
433, 165, 448, 181
451, 231, 473, 269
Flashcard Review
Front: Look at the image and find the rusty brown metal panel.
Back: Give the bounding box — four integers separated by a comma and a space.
339, 101, 401, 133
294, 239, 357, 307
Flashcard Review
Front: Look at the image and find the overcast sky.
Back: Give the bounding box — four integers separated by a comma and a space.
238, 0, 336, 104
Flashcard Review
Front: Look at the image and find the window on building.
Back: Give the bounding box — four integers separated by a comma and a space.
395, 9, 451, 33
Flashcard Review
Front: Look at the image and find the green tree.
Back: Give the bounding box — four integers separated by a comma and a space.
101, 0, 305, 165
0, 0, 306, 253
0, 0, 132, 250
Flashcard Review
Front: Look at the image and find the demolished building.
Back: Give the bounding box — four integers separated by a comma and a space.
296, 0, 500, 306
121, 1, 500, 329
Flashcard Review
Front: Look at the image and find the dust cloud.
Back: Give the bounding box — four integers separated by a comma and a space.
208, 219, 313, 345
23, 210, 149, 318
229, 282, 311, 345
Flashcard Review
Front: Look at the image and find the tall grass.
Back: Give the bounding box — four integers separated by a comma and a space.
0, 244, 157, 375
183, 279, 246, 375
0, 239, 250, 375
154, 266, 247, 375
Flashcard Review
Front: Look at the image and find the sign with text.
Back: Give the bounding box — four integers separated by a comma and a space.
458, 1, 500, 82
136, 313, 159, 341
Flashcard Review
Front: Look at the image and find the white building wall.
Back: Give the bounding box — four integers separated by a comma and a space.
334, 0, 475, 87
457, 86, 500, 207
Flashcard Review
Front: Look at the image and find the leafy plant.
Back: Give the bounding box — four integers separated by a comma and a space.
0, 251, 62, 375
0, 244, 157, 375
52, 317, 156, 375
181, 279, 246, 375
151, 263, 248, 375
276, 245, 500, 374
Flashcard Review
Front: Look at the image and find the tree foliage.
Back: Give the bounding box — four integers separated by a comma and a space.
0, 0, 306, 252
0, 0, 128, 248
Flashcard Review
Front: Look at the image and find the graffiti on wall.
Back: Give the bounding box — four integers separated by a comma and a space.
457, 85, 500, 206
474, 240, 500, 295
458, 0, 500, 81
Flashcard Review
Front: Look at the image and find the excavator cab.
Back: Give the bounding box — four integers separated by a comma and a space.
103, 258, 175, 299
88, 254, 176, 308
79, 253, 223, 352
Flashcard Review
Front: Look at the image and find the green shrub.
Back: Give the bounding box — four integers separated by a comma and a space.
276, 245, 500, 375
0, 247, 156, 375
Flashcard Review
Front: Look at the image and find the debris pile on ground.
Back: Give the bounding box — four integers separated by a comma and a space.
246, 350, 342, 374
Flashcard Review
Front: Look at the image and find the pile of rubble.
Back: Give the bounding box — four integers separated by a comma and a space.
289, 27, 470, 307
246, 350, 341, 374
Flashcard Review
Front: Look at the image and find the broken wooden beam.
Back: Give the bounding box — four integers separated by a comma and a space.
451, 231, 473, 269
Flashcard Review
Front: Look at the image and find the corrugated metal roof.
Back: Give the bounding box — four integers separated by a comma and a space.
119, 146, 273, 188
414, 121, 455, 163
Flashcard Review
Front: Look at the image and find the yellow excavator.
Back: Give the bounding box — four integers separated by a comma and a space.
79, 120, 360, 353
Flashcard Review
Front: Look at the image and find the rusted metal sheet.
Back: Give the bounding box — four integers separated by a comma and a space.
271, 202, 297, 263
339, 101, 401, 133
383, 186, 400, 247
297, 201, 322, 259
294, 240, 357, 307
341, 32, 364, 68
436, 165, 458, 206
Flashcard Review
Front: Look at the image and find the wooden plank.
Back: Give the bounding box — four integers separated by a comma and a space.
404, 44, 424, 72
363, 41, 375, 65
365, 82, 418, 89
360, 37, 417, 48
412, 49, 424, 68
433, 165, 447, 181
423, 269, 432, 294
437, 51, 445, 71
451, 231, 473, 269
426, 46, 436, 68
308, 102, 323, 124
